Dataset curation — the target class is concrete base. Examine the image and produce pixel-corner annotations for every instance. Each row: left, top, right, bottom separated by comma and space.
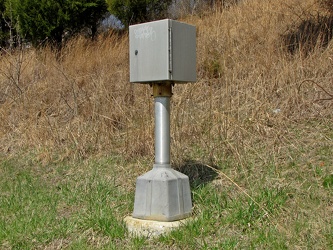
124, 216, 192, 238
132, 165, 192, 222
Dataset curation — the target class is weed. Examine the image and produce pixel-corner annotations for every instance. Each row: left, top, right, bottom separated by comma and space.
323, 174, 333, 188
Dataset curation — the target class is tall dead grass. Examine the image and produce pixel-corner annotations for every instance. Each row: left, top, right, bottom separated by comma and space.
0, 0, 332, 169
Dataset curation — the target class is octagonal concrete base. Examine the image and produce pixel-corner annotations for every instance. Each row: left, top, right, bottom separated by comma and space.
124, 216, 192, 238
132, 164, 192, 222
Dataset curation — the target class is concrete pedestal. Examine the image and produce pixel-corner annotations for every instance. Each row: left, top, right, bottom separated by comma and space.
132, 165, 192, 222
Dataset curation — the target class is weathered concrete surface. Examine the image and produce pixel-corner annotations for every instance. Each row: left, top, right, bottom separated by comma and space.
124, 216, 193, 238
132, 166, 192, 222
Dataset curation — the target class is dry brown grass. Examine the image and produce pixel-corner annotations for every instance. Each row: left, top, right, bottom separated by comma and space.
0, 0, 332, 168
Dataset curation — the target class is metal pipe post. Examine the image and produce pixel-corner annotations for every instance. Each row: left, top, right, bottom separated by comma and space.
154, 96, 170, 165
153, 83, 172, 167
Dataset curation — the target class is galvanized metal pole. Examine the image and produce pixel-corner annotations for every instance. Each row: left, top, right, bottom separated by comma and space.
153, 83, 172, 167
154, 96, 170, 166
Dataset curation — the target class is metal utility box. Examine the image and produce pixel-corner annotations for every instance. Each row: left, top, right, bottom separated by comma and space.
129, 19, 196, 83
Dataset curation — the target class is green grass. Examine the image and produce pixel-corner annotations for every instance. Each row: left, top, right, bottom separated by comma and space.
157, 184, 289, 249
0, 157, 131, 249
0, 134, 332, 249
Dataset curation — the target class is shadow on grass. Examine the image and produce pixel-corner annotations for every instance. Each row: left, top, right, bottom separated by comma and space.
283, 15, 333, 56
174, 159, 219, 188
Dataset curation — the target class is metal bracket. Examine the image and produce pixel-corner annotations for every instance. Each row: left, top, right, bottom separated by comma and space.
152, 82, 173, 97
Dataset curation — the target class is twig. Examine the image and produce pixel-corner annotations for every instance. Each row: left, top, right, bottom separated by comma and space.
299, 79, 333, 102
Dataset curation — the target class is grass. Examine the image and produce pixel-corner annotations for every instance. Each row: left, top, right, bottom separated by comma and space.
0, 0, 333, 248
0, 156, 132, 249
0, 136, 332, 249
